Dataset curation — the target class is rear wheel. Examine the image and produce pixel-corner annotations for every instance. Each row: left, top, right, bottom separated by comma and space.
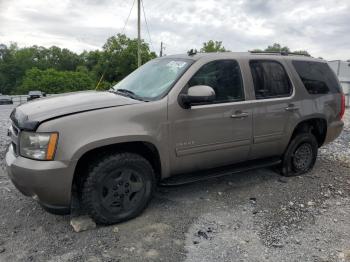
82, 153, 155, 224
280, 132, 318, 177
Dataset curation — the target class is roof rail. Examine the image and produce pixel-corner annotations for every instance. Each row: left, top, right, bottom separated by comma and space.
249, 50, 311, 57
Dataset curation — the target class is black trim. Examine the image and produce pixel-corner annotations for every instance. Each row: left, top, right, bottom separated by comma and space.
160, 157, 281, 186
10, 108, 38, 131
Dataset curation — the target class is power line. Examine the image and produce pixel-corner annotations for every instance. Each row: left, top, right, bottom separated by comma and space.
121, 0, 136, 35
141, 0, 154, 52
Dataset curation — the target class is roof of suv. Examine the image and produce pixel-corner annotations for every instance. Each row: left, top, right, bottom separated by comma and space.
161, 52, 325, 63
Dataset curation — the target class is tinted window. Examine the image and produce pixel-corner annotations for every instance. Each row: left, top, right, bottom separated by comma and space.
250, 60, 292, 99
292, 61, 341, 94
188, 60, 244, 103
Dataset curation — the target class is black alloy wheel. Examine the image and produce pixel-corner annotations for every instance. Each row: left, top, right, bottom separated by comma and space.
280, 132, 318, 177
82, 153, 155, 224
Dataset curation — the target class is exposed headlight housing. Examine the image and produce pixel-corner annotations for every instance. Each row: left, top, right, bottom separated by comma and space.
19, 132, 58, 160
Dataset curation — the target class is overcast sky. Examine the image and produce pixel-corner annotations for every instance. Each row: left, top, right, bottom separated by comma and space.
0, 0, 349, 60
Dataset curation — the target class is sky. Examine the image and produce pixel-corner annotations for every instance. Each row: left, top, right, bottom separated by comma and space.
0, 0, 349, 60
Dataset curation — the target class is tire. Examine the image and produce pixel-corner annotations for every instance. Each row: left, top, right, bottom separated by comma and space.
40, 203, 71, 215
280, 133, 318, 177
82, 153, 155, 225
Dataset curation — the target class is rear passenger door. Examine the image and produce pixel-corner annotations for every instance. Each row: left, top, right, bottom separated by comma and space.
249, 60, 298, 159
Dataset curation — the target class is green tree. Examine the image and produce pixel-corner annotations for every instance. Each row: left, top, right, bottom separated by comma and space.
0, 34, 157, 94
200, 40, 227, 52
80, 50, 102, 72
265, 43, 290, 52
0, 43, 86, 94
293, 50, 310, 56
19, 68, 94, 94
251, 43, 310, 56
0, 43, 22, 94
95, 34, 156, 84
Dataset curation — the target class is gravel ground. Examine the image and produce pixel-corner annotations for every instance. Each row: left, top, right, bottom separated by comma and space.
0, 105, 349, 262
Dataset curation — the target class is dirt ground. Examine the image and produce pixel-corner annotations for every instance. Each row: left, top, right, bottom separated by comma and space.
0, 105, 349, 262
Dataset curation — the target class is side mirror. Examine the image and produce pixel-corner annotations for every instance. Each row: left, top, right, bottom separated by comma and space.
179, 85, 216, 109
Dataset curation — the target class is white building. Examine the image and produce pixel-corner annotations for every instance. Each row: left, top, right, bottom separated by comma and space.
328, 60, 350, 107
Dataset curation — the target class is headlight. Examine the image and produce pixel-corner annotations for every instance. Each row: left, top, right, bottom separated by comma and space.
19, 132, 58, 160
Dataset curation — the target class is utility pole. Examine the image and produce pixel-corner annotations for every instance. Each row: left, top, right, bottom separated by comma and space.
160, 41, 163, 57
137, 0, 141, 67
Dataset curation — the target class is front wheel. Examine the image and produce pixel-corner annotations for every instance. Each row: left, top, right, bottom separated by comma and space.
82, 153, 155, 224
280, 133, 318, 177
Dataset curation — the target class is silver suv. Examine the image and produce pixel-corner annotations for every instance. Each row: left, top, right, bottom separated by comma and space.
6, 52, 345, 224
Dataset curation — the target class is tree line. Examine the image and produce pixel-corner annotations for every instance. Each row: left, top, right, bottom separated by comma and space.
0, 34, 156, 95
0, 36, 310, 95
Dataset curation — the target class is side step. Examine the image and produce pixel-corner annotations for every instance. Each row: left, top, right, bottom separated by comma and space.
160, 157, 281, 186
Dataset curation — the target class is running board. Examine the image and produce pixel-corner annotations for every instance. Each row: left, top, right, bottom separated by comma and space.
160, 157, 281, 186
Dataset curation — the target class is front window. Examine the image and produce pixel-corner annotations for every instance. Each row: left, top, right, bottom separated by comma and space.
112, 58, 192, 101
187, 60, 244, 103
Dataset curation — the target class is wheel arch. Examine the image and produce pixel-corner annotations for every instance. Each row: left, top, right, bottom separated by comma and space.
290, 117, 327, 147
72, 141, 162, 195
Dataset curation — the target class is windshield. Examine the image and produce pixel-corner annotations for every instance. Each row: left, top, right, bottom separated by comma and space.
112, 58, 192, 100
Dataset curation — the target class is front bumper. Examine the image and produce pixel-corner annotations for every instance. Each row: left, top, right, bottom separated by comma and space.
5, 144, 75, 209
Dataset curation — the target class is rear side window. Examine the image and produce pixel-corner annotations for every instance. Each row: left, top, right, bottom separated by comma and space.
292, 61, 341, 94
250, 60, 292, 99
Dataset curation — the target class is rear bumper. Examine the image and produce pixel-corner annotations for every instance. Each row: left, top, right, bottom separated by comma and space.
324, 120, 344, 145
5, 144, 75, 209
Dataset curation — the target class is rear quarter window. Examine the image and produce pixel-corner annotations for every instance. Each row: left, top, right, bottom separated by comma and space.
292, 61, 341, 94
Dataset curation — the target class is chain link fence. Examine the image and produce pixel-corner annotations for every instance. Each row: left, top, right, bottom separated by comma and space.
9, 95, 28, 105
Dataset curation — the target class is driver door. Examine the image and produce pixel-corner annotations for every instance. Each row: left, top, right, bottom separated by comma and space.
168, 59, 253, 175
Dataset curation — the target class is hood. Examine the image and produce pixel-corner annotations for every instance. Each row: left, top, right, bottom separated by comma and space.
11, 91, 142, 130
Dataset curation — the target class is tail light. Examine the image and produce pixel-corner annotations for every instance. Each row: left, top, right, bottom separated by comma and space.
340, 93, 345, 120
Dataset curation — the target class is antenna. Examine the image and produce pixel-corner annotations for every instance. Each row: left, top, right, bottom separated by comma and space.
137, 0, 141, 67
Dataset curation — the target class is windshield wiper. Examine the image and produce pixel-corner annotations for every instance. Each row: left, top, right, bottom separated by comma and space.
109, 89, 148, 102
116, 89, 136, 96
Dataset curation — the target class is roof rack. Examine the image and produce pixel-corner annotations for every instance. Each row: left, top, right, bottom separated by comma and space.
187, 49, 198, 56
249, 50, 311, 57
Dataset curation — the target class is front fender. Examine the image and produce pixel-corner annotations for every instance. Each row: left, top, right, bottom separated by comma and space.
36, 101, 170, 178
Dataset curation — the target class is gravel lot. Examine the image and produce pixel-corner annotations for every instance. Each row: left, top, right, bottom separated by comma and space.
0, 105, 349, 262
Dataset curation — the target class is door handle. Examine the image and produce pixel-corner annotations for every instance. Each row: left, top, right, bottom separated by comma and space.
284, 106, 299, 112
231, 112, 248, 119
